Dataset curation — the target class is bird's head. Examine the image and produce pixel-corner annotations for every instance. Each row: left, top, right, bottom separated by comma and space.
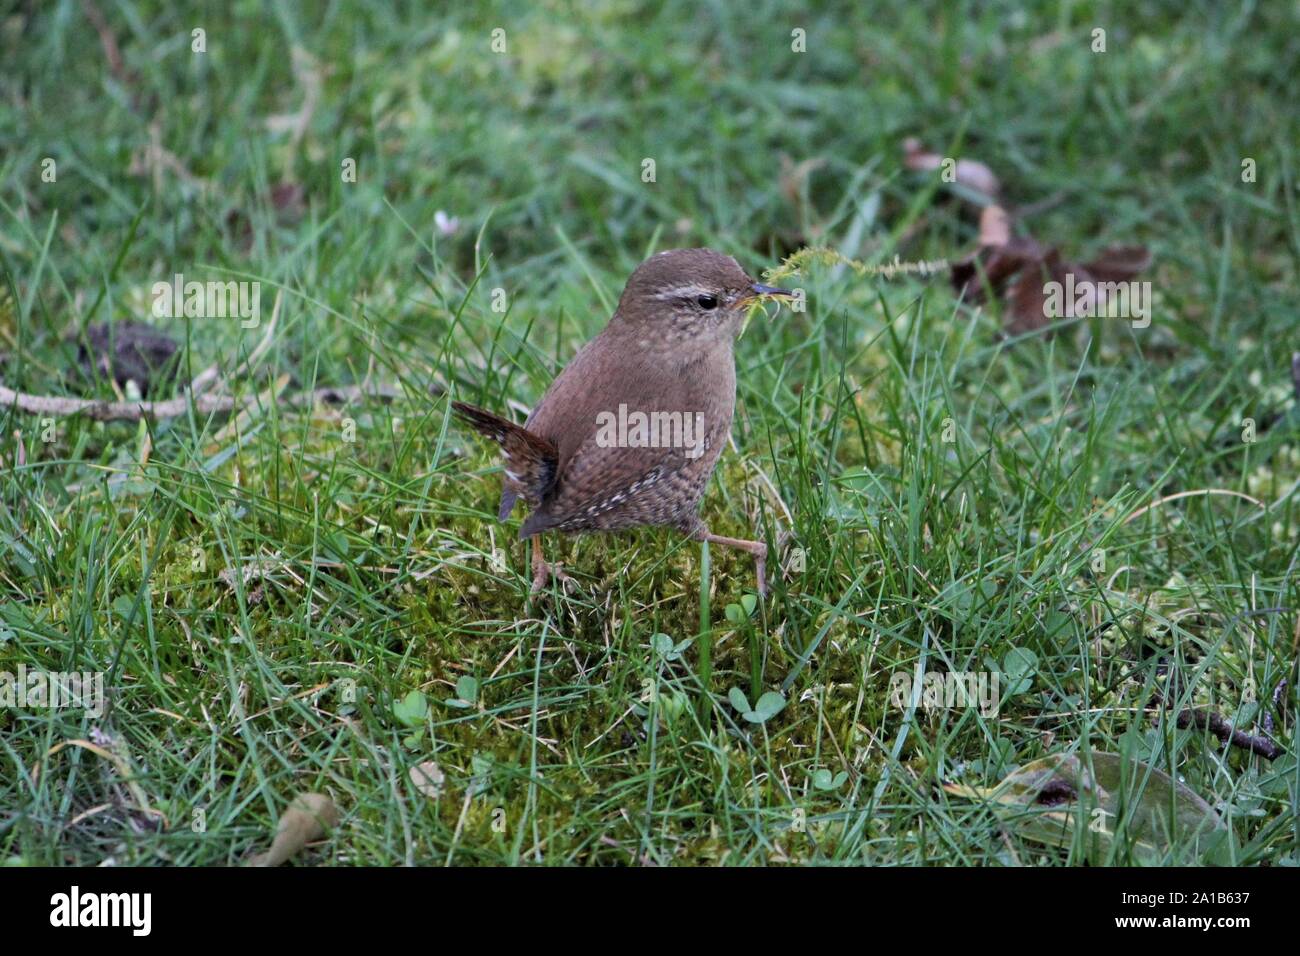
612, 248, 793, 345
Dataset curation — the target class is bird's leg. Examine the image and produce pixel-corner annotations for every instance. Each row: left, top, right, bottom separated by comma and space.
530, 535, 549, 592
693, 527, 768, 597
529, 535, 573, 593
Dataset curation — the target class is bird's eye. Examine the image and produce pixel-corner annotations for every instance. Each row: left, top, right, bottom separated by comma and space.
696, 294, 718, 310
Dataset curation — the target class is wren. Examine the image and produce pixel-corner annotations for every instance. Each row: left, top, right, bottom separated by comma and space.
453, 248, 792, 595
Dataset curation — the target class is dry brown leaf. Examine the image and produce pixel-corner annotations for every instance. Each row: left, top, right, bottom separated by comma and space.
903, 137, 1001, 201
977, 204, 1011, 246
247, 792, 339, 867
950, 206, 1151, 336
901, 140, 1153, 338
1007, 251, 1086, 334
1079, 244, 1152, 282
950, 205, 1047, 306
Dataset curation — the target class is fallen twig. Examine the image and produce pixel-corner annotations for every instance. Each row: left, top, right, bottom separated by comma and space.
0, 384, 238, 420
0, 381, 402, 422
1176, 708, 1284, 760
0, 292, 399, 423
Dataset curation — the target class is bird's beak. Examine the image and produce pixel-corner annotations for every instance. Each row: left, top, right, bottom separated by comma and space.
736, 282, 793, 339
738, 282, 795, 308
749, 282, 794, 299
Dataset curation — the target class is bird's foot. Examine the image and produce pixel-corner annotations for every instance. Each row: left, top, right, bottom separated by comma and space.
530, 558, 575, 594
694, 528, 769, 598
529, 535, 576, 595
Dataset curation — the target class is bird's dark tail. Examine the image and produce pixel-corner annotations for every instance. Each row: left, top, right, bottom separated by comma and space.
451, 401, 558, 521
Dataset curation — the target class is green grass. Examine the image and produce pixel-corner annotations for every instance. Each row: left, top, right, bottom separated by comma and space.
1, 0, 1298, 865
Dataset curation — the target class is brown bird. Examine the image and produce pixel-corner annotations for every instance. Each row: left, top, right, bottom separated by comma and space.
452, 248, 792, 595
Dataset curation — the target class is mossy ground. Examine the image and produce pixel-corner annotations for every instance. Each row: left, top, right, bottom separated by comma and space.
1, 2, 1298, 865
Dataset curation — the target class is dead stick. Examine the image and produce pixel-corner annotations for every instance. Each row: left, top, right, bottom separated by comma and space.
1176, 708, 1284, 760
0, 382, 400, 423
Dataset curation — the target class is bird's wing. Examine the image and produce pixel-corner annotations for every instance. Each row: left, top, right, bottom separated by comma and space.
520, 333, 735, 535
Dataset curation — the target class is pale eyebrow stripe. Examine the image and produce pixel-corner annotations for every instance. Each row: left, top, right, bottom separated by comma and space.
649, 284, 713, 301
